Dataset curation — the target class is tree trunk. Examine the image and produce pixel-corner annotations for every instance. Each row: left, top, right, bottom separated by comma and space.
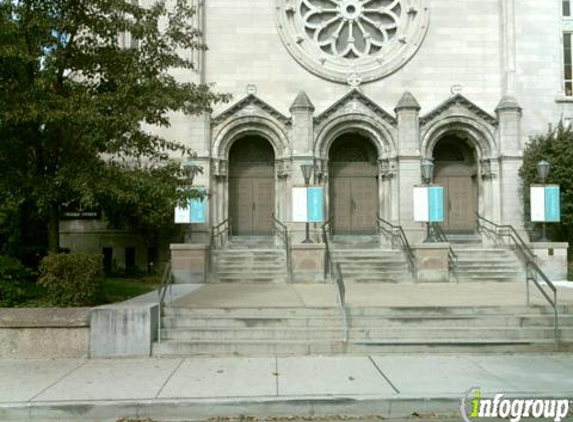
47, 203, 60, 253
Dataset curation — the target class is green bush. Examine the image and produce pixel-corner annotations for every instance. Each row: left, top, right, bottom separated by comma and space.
0, 255, 28, 307
38, 253, 103, 307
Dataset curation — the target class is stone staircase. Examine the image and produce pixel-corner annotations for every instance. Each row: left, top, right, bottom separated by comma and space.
452, 246, 524, 283
212, 236, 287, 283
152, 306, 345, 356
347, 305, 573, 353
330, 248, 412, 283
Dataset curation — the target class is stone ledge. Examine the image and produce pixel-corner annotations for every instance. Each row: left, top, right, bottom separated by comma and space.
0, 308, 90, 328
291, 243, 326, 250
170, 243, 209, 251
412, 242, 450, 250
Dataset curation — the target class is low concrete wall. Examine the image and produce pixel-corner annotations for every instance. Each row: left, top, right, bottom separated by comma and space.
171, 243, 209, 283
291, 243, 326, 283
90, 303, 158, 358
413, 243, 450, 283
529, 242, 569, 281
0, 308, 90, 359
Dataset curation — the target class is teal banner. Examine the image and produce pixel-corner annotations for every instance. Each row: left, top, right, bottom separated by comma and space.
307, 187, 324, 223
190, 188, 207, 223
545, 186, 561, 222
428, 186, 444, 223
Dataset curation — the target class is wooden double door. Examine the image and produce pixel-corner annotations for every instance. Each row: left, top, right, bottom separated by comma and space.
434, 175, 477, 232
331, 175, 378, 234
229, 166, 274, 235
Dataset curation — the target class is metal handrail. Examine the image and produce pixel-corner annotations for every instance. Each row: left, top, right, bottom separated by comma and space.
157, 261, 173, 343
432, 222, 459, 272
476, 213, 559, 342
320, 217, 348, 342
211, 218, 231, 249
271, 214, 293, 283
377, 216, 417, 280
321, 216, 334, 279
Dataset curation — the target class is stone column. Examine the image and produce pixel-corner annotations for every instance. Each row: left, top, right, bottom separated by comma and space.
289, 92, 319, 243
495, 95, 524, 230
395, 92, 424, 242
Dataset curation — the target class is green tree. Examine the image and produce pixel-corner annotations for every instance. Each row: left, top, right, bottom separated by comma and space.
519, 122, 573, 243
0, 0, 229, 253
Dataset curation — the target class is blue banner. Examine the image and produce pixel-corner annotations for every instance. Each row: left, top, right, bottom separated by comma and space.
545, 186, 561, 222
307, 187, 324, 223
190, 188, 207, 223
428, 186, 444, 223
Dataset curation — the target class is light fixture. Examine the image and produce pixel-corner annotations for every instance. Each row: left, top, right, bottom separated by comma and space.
421, 158, 435, 185
536, 160, 550, 184
300, 163, 314, 186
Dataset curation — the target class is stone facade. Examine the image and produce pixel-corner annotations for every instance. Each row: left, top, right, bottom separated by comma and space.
62, 0, 573, 266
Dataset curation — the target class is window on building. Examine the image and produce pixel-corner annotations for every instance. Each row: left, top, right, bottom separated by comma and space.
125, 247, 136, 273
565, 0, 572, 17
103, 247, 113, 275
564, 33, 573, 96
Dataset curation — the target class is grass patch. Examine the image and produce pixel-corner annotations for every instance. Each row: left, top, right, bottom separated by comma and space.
12, 275, 160, 308
101, 276, 160, 304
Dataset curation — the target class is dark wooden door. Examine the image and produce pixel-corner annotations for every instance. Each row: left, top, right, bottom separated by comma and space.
331, 176, 377, 234
229, 176, 274, 235
435, 176, 476, 232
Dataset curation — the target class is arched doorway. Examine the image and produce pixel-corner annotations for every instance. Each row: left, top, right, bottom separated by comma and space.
432, 135, 478, 233
329, 133, 378, 234
228, 136, 275, 235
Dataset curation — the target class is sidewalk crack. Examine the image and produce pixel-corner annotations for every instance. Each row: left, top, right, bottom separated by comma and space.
368, 356, 400, 395
30, 360, 89, 402
155, 358, 185, 399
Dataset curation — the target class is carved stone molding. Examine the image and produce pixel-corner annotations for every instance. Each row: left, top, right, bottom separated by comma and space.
277, 158, 293, 178
480, 159, 497, 180
276, 0, 430, 84
379, 159, 396, 180
212, 159, 228, 178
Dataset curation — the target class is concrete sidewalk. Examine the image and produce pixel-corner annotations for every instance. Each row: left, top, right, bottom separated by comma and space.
2, 354, 573, 421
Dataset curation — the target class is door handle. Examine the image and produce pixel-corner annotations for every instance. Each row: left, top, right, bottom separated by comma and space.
252, 202, 256, 212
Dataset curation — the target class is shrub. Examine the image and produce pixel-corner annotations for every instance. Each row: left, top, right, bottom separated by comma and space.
38, 253, 103, 307
0, 255, 29, 307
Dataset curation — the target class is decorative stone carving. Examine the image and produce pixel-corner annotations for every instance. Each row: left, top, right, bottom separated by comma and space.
314, 159, 328, 182
379, 159, 396, 180
212, 159, 228, 178
276, 0, 430, 84
277, 158, 293, 178
480, 159, 497, 180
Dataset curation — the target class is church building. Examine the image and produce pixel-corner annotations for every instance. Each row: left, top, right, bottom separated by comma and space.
61, 0, 573, 273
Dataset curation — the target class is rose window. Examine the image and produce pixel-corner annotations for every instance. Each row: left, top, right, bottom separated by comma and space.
276, 0, 429, 84
301, 0, 402, 59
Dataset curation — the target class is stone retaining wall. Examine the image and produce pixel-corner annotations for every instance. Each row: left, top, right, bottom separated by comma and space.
0, 308, 90, 359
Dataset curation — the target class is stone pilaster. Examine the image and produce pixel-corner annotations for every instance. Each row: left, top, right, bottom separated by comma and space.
395, 92, 423, 238
495, 95, 524, 229
289, 91, 315, 155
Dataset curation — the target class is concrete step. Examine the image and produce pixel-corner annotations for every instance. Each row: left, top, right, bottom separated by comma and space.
348, 326, 570, 341
161, 327, 344, 341
347, 314, 570, 328
152, 340, 347, 357
347, 305, 567, 317
163, 306, 342, 318
162, 316, 344, 329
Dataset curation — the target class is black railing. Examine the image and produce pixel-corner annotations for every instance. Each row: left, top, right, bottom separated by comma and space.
272, 214, 293, 283
157, 261, 173, 343
432, 222, 459, 273
320, 217, 348, 341
211, 218, 231, 249
377, 216, 417, 281
477, 213, 559, 342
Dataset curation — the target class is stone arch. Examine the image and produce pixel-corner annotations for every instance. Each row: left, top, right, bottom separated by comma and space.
421, 116, 496, 160
315, 114, 396, 160
212, 116, 291, 160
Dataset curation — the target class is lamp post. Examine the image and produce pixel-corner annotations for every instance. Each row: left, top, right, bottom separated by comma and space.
421, 158, 435, 242
537, 159, 551, 242
183, 159, 199, 243
301, 163, 314, 243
